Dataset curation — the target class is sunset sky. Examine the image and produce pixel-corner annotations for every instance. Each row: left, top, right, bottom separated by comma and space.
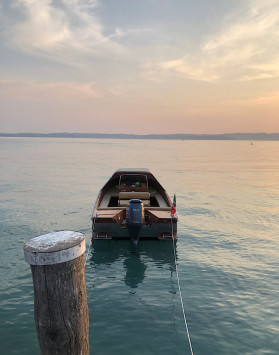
0, 0, 279, 134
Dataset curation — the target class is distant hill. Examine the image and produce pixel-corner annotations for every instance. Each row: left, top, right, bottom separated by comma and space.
1, 132, 279, 140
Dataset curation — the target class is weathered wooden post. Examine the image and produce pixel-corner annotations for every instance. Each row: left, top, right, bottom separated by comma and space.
23, 231, 89, 355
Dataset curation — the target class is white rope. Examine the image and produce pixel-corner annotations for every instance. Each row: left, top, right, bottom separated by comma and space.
171, 218, 194, 355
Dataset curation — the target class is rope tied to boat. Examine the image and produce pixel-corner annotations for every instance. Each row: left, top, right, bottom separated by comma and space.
171, 217, 194, 355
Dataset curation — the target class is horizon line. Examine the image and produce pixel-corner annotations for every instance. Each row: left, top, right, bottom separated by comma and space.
1, 132, 279, 141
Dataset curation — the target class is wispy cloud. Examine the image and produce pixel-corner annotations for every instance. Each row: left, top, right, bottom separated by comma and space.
1, 0, 131, 68
0, 77, 102, 101
159, 0, 279, 82
160, 57, 219, 83
243, 91, 279, 106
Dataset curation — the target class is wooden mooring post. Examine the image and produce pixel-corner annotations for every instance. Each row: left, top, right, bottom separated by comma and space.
23, 231, 89, 355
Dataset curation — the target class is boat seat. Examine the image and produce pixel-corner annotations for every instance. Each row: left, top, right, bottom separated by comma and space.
99, 194, 111, 208
119, 199, 150, 207
119, 182, 148, 192
119, 191, 150, 200
154, 193, 168, 207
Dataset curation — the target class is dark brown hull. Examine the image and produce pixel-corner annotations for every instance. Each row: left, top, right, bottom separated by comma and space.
91, 169, 178, 241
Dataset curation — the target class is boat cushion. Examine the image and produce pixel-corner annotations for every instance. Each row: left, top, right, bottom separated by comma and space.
119, 191, 150, 200
119, 199, 150, 207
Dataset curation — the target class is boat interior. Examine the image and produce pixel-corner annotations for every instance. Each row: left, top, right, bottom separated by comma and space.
97, 173, 170, 209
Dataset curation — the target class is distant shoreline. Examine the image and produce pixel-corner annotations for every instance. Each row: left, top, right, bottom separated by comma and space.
1, 132, 279, 140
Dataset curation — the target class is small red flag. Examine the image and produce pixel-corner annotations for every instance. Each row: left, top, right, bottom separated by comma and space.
171, 194, 176, 215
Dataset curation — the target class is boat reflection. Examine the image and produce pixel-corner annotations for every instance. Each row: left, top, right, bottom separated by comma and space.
123, 252, 147, 288
89, 240, 176, 289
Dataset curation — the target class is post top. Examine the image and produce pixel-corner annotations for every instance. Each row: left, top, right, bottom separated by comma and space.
24, 231, 84, 253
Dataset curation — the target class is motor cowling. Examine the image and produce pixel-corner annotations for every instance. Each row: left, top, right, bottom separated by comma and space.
126, 199, 144, 246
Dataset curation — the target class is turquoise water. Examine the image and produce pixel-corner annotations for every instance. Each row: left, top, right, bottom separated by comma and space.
0, 138, 279, 354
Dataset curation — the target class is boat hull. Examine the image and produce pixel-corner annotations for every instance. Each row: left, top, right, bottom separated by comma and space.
91, 169, 178, 242
92, 218, 177, 241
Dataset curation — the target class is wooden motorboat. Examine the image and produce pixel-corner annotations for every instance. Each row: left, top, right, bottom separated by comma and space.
91, 169, 177, 245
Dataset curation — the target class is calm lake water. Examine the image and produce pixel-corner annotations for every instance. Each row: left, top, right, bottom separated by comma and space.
0, 138, 279, 354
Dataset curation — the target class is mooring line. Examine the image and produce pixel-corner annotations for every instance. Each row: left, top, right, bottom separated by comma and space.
171, 218, 194, 355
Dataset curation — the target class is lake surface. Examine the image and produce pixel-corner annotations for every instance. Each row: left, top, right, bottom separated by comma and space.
0, 138, 279, 354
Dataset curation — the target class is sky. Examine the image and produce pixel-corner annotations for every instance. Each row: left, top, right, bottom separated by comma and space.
0, 0, 279, 134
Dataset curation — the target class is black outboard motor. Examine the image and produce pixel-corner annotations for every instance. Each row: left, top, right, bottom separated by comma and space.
126, 199, 144, 246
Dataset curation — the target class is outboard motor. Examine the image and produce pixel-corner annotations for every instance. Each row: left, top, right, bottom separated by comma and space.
126, 199, 144, 246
